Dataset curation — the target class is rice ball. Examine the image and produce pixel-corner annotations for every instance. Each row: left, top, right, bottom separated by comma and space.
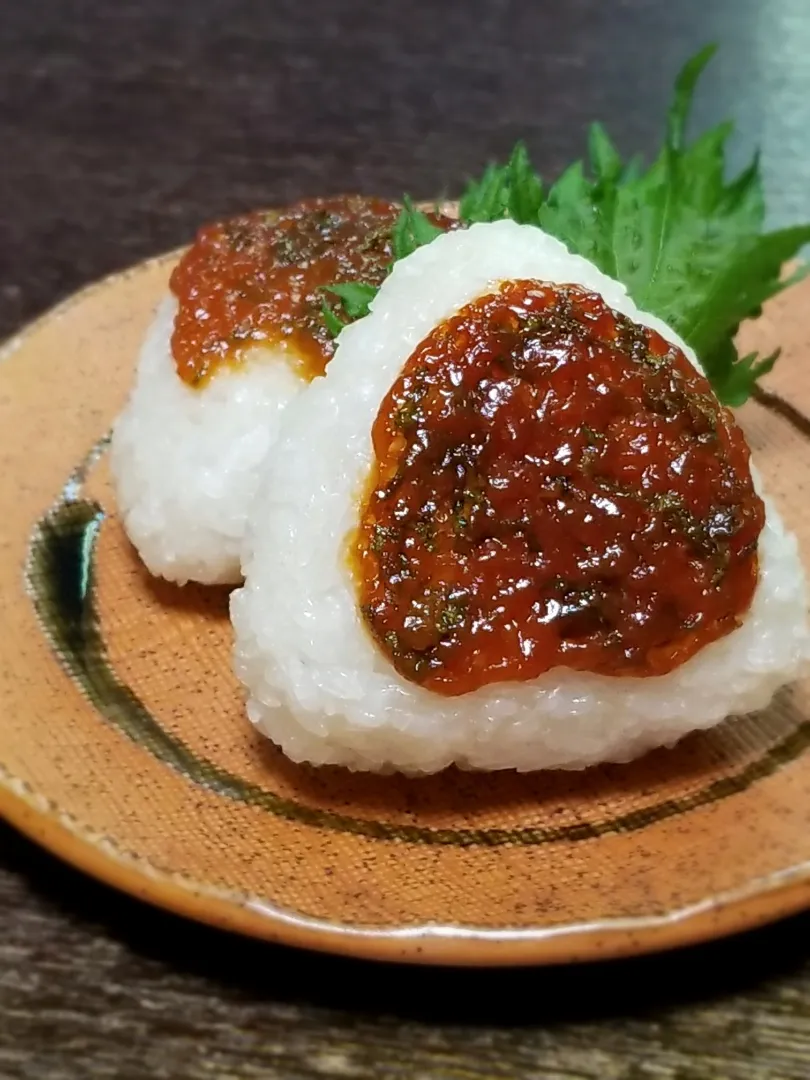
110, 297, 303, 585
110, 196, 433, 585
231, 220, 810, 773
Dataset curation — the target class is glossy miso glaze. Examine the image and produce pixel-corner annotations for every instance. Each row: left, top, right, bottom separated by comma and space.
354, 281, 765, 695
169, 196, 435, 385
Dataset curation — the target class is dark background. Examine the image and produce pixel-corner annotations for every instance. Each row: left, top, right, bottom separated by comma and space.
3, 2, 810, 1077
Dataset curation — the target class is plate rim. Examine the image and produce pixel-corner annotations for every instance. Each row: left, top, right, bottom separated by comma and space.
3, 252, 810, 968
4, 768, 810, 966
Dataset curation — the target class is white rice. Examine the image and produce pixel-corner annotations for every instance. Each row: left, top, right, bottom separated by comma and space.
232, 220, 810, 774
110, 296, 305, 585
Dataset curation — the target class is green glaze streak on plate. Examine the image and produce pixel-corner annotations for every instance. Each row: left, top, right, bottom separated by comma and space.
23, 435, 810, 847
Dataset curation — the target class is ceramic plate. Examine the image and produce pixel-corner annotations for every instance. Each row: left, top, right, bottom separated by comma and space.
2, 251, 810, 967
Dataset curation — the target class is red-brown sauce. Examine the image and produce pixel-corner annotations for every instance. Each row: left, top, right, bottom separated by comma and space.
169, 196, 453, 385
353, 280, 765, 696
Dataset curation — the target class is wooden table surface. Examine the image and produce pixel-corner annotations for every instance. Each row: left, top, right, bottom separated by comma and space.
3, 2, 810, 1076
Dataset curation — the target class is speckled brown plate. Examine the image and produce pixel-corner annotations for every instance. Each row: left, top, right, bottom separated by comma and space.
2, 250, 810, 967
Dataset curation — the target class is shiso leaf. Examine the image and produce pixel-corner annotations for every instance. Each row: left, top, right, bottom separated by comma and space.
459, 161, 509, 223
587, 122, 623, 186
321, 198, 444, 337
392, 195, 445, 258
506, 142, 545, 224
537, 43, 810, 404
702, 340, 780, 408
322, 282, 377, 320
319, 298, 347, 337
321, 45, 810, 405
459, 141, 543, 225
